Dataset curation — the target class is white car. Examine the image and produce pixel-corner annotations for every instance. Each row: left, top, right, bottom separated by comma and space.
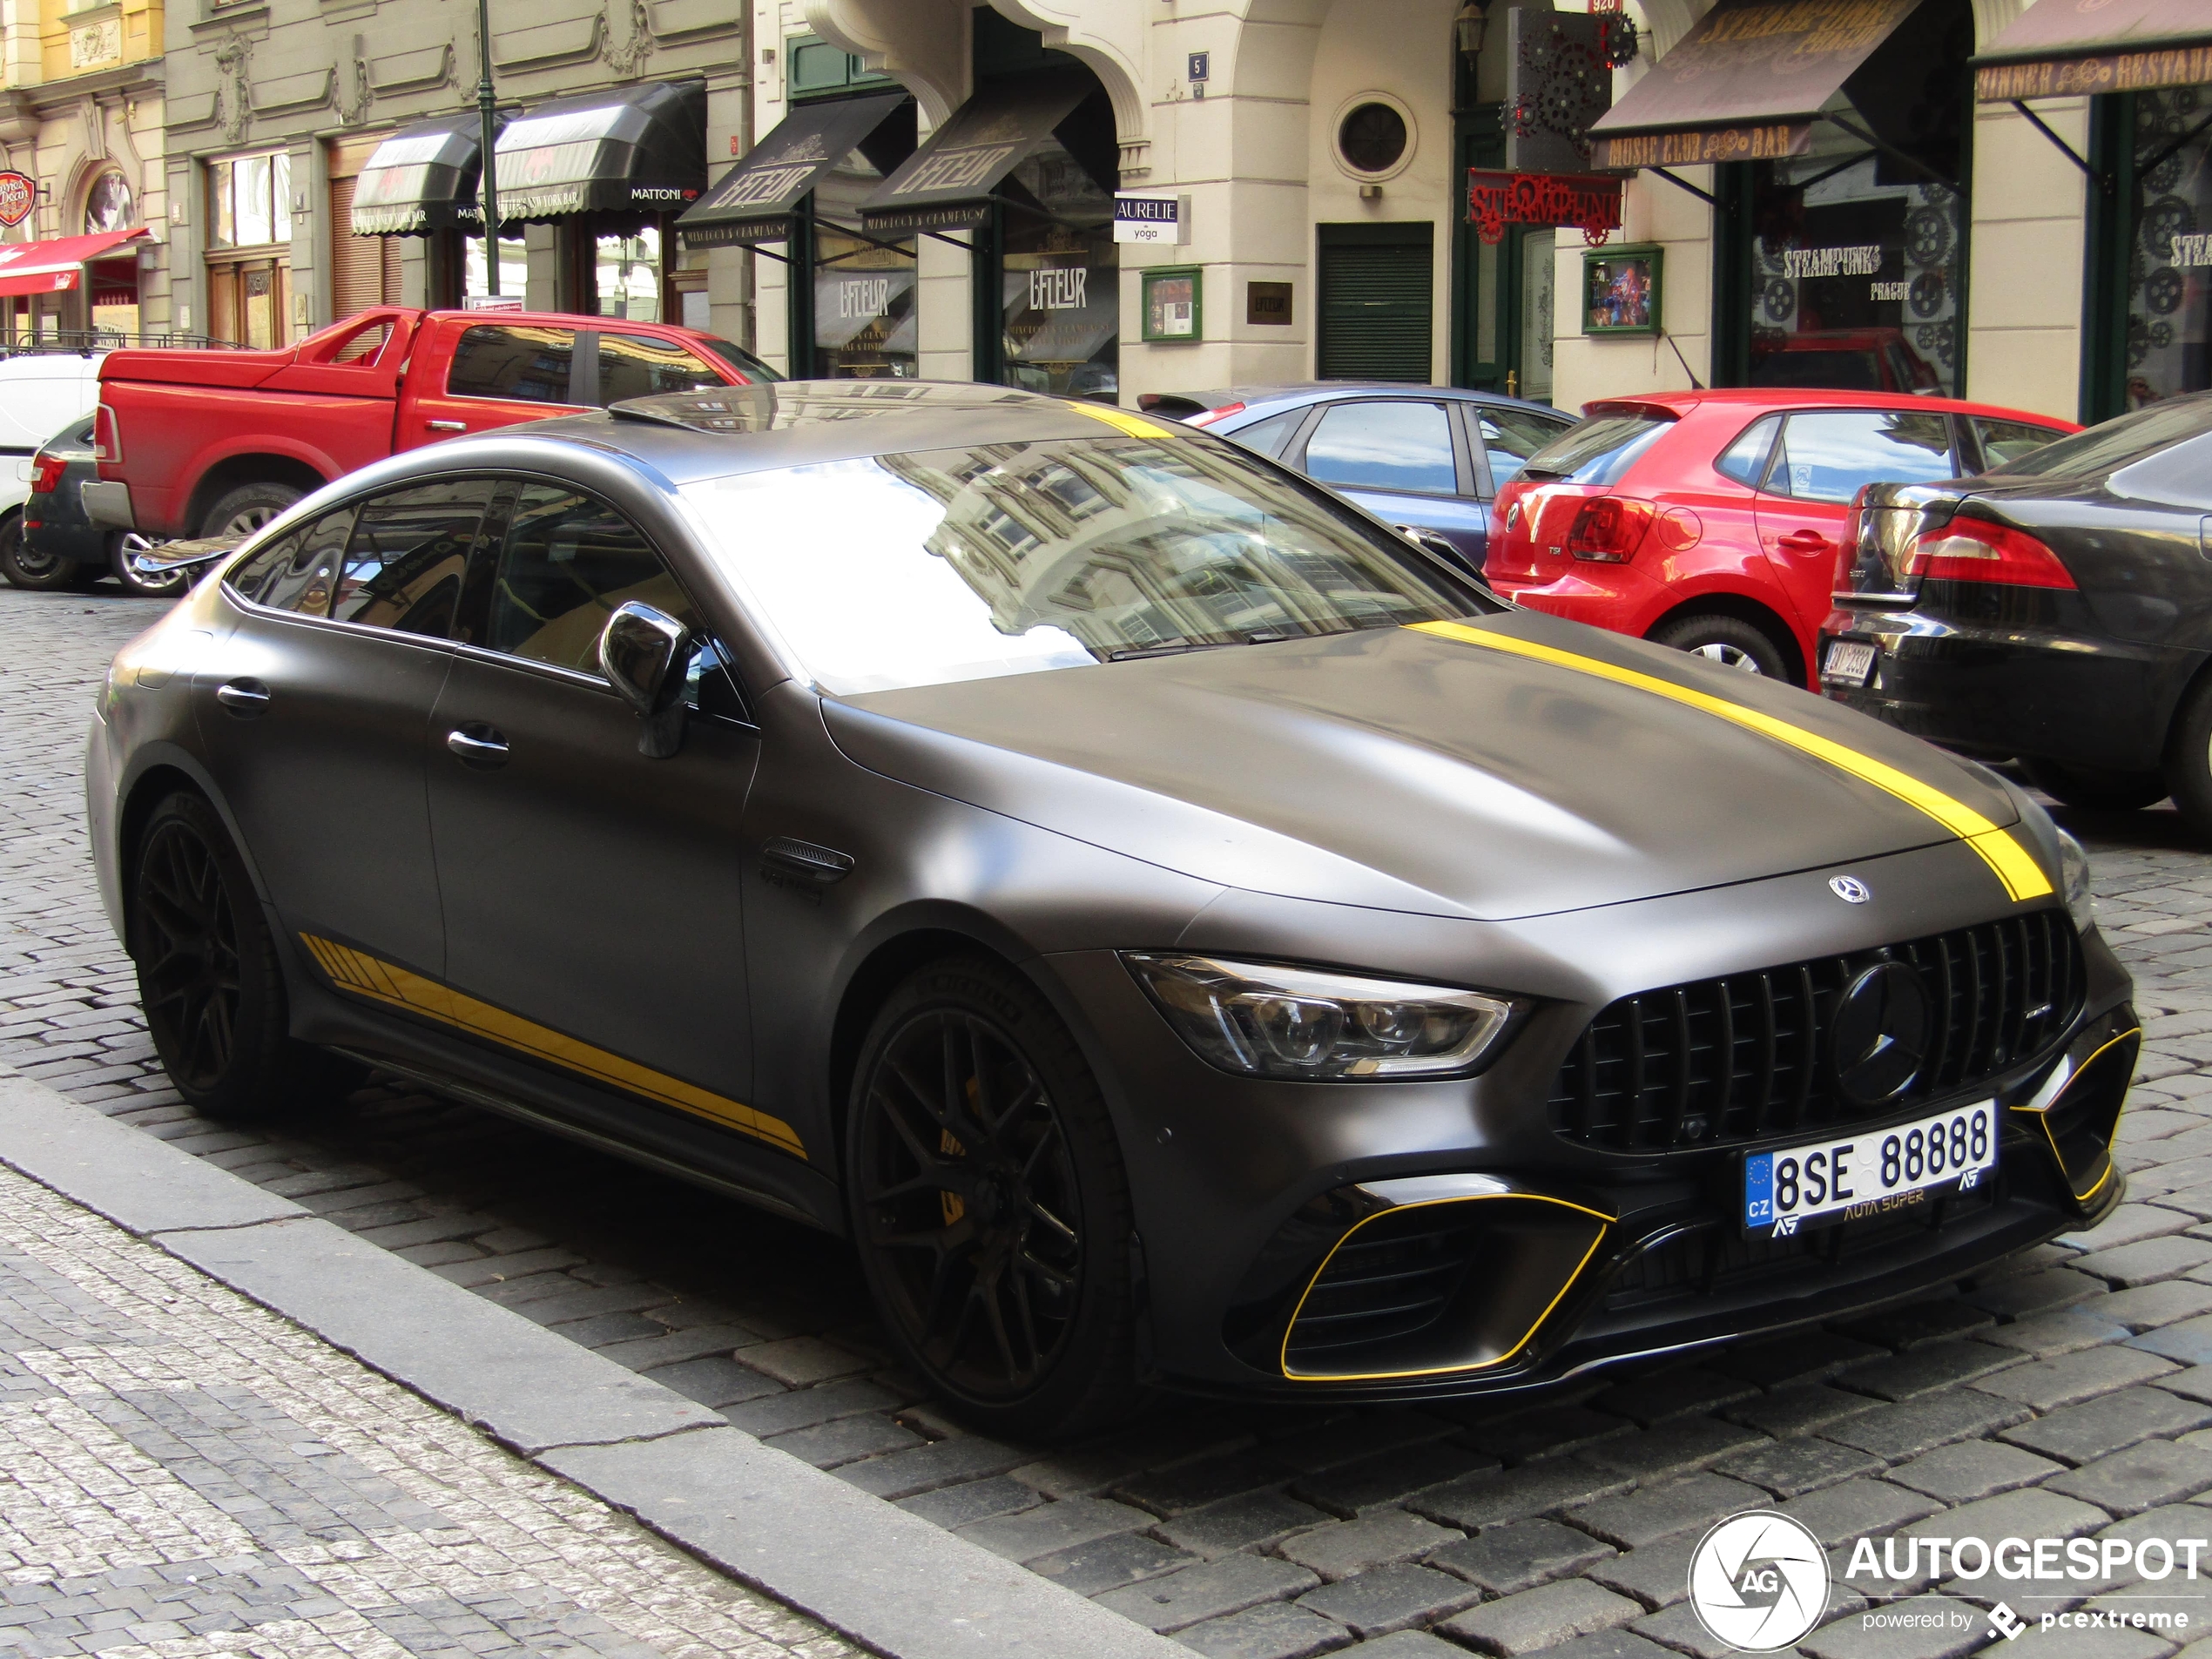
0, 351, 104, 588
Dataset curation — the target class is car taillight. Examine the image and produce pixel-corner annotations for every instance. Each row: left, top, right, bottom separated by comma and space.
1907, 517, 2075, 590
29, 453, 64, 495
1185, 401, 1245, 428
93, 404, 119, 464
1563, 496, 1655, 563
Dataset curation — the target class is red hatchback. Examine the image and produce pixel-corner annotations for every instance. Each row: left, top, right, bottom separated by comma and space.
1482, 389, 2076, 686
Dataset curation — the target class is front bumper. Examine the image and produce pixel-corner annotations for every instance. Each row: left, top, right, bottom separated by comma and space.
1820, 597, 2196, 772
1053, 839, 2134, 1403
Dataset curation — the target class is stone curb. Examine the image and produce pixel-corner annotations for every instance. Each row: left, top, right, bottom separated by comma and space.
0, 1069, 1186, 1659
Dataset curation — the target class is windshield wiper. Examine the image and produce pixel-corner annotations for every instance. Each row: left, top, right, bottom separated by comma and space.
1107, 631, 1287, 663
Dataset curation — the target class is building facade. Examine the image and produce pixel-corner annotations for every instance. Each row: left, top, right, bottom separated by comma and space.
0, 0, 167, 336
724, 0, 2202, 428
162, 0, 752, 347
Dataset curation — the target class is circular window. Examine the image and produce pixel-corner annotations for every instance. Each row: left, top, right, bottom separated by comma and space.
1339, 103, 1408, 174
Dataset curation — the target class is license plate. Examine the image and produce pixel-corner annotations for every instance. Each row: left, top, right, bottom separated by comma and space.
1743, 1101, 1997, 1237
1824, 640, 1877, 685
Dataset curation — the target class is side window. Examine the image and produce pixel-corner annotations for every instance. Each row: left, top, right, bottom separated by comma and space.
1768, 410, 1954, 504
226, 509, 353, 614
1303, 401, 1458, 494
1715, 415, 1783, 489
1224, 409, 1304, 458
446, 326, 580, 404
597, 334, 730, 404
332, 480, 496, 635
1973, 418, 2067, 473
487, 483, 702, 673
1480, 410, 1570, 493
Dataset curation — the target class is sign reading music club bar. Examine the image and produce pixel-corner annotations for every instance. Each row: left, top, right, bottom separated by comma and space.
1588, 123, 1809, 171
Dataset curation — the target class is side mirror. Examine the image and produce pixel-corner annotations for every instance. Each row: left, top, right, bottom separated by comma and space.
597, 600, 694, 759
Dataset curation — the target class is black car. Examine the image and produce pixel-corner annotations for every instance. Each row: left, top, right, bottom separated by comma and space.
1822, 396, 2212, 833
6, 415, 184, 597
92, 380, 2132, 1438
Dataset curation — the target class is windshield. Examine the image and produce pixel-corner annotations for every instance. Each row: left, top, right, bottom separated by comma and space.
1521, 413, 1673, 485
682, 434, 1478, 696
1986, 395, 2212, 480
699, 338, 784, 384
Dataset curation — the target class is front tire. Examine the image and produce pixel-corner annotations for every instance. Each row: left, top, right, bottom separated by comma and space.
130, 792, 360, 1119
846, 956, 1141, 1440
2168, 678, 2212, 840
0, 514, 78, 590
2021, 758, 2168, 813
1650, 612, 1793, 683
197, 481, 302, 541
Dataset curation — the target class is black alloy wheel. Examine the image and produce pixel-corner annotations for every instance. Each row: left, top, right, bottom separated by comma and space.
130, 792, 360, 1119
847, 957, 1139, 1439
0, 514, 78, 590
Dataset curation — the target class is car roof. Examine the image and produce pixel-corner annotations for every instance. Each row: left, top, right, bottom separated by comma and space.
441, 380, 1182, 486
1169, 383, 1561, 412
1583, 388, 2077, 428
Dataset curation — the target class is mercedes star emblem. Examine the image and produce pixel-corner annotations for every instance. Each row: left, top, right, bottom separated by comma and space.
1829, 875, 1871, 904
1831, 961, 1934, 1106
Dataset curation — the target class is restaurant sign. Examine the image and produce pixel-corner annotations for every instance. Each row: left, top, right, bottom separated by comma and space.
1975, 44, 2212, 102
0, 172, 35, 229
1467, 169, 1623, 246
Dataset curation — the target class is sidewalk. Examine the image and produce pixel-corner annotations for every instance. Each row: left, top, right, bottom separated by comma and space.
0, 1151, 853, 1659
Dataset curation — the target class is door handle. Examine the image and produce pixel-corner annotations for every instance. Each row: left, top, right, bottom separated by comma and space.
214, 678, 269, 717
427, 419, 468, 433
445, 725, 509, 768
1777, 530, 1832, 554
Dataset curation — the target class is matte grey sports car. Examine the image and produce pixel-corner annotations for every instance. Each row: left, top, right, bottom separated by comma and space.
89, 380, 2136, 1439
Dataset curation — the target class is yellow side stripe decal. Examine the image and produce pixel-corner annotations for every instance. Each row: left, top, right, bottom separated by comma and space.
301, 934, 806, 1161
1408, 620, 2054, 903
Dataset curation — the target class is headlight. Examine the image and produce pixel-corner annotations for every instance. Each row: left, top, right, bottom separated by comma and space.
1123, 954, 1521, 1080
2058, 829, 2094, 933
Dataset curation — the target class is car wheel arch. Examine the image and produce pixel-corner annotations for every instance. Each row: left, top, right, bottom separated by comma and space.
182, 455, 326, 539
116, 754, 279, 947
1647, 594, 1807, 685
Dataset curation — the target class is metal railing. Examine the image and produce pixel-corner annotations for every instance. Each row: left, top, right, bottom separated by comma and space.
0, 330, 249, 357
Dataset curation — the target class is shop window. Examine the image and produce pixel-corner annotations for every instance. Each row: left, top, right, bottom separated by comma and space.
786, 34, 893, 101
998, 142, 1118, 401
208, 151, 293, 250
592, 225, 664, 322
2122, 85, 2212, 409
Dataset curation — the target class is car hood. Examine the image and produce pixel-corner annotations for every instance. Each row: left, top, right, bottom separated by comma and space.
823, 611, 2032, 921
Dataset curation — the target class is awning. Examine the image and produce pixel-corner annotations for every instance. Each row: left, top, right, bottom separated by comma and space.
351, 113, 500, 237
859, 69, 1094, 235
1587, 0, 1920, 171
1974, 0, 2212, 101
0, 228, 149, 297
678, 92, 910, 248
492, 80, 706, 223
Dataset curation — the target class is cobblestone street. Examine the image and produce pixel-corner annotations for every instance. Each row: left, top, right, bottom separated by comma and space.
12, 583, 2212, 1657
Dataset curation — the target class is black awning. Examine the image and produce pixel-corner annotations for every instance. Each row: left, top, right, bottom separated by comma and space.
352, 113, 498, 237
1974, 0, 2212, 100
859, 68, 1093, 234
492, 80, 707, 223
1587, 0, 1920, 170
678, 91, 910, 247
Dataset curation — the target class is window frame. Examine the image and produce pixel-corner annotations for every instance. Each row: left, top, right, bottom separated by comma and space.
443, 323, 586, 407
1466, 401, 1573, 499
1290, 395, 1477, 501
1757, 407, 1964, 504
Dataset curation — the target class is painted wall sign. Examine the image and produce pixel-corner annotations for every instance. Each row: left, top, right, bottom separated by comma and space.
1588, 124, 1809, 170
0, 172, 35, 230
1114, 193, 1188, 245
1466, 169, 1622, 246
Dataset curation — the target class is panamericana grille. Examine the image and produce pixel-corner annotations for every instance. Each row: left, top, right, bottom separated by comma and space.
1282, 1209, 1478, 1369
1549, 911, 2083, 1152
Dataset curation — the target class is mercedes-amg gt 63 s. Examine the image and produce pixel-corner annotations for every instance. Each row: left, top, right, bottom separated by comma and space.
91, 381, 2135, 1438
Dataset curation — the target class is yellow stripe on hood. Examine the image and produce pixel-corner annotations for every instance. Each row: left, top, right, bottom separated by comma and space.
1408, 620, 2053, 902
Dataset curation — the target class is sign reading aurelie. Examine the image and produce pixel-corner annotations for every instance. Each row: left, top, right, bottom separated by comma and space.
1113, 195, 1188, 245
1466, 170, 1622, 247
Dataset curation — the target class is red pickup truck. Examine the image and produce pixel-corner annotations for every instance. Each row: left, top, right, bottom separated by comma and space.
88, 307, 777, 542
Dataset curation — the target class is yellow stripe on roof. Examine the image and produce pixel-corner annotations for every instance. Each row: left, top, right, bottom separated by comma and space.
1407, 620, 2054, 903
1062, 401, 1178, 439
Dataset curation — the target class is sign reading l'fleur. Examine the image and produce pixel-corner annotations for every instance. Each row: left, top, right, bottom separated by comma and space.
1466, 169, 1623, 246
0, 172, 35, 229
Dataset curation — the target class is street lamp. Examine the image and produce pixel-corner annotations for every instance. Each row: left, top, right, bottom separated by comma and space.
1453, 0, 1490, 57
476, 0, 501, 296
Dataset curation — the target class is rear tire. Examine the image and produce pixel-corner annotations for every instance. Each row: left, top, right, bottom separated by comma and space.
1650, 613, 1793, 683
129, 792, 361, 1120
0, 514, 78, 591
197, 481, 302, 541
846, 955, 1142, 1441
2168, 679, 2212, 841
2021, 758, 2168, 813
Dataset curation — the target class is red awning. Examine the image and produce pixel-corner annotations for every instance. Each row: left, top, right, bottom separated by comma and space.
0, 228, 149, 298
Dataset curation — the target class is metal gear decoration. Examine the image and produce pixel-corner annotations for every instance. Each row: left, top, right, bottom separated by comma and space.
1762, 278, 1797, 323
1758, 240, 1787, 276
1909, 271, 1947, 319
1598, 12, 1639, 68
2150, 320, 2175, 350
2146, 266, 2186, 316
1904, 207, 1952, 269
2148, 153, 2184, 194
2142, 196, 2195, 261
1914, 320, 1955, 368
1509, 17, 1613, 165
2127, 314, 2150, 368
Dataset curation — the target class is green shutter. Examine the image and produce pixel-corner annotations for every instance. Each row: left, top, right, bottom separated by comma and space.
1318, 223, 1434, 382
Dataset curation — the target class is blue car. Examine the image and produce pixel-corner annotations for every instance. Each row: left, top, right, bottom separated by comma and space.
1138, 384, 1574, 571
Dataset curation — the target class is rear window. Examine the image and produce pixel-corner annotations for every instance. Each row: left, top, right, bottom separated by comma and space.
698, 337, 783, 384
1521, 413, 1673, 486
1986, 395, 2212, 480
1748, 348, 1882, 392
